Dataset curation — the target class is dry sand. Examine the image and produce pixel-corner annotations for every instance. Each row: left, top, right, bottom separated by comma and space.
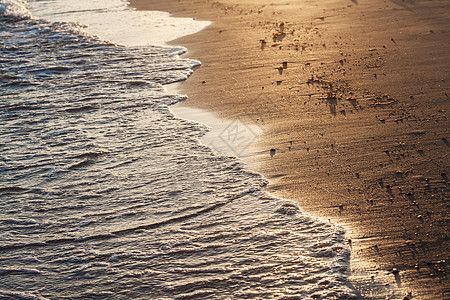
130, 0, 449, 298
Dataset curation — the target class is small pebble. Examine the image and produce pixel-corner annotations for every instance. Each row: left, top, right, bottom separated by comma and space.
270, 149, 276, 157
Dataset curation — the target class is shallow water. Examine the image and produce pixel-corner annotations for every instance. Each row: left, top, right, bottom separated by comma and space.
27, 0, 210, 47
0, 0, 360, 298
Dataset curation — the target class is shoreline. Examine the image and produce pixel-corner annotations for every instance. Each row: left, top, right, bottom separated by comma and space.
130, 0, 449, 298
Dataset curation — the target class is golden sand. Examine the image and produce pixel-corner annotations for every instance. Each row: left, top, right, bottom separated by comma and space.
130, 1, 449, 298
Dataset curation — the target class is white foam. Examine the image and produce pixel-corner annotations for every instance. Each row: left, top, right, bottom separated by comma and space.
27, 0, 210, 46
0, 0, 30, 19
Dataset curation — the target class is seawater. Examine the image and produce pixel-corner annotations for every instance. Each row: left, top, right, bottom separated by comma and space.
0, 0, 361, 298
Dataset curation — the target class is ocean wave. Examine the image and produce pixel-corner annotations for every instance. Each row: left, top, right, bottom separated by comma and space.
0, 290, 49, 300
0, 0, 30, 20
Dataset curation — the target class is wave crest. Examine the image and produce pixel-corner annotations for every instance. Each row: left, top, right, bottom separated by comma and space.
0, 0, 30, 20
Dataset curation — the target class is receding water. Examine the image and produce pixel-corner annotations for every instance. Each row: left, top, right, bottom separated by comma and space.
0, 0, 360, 298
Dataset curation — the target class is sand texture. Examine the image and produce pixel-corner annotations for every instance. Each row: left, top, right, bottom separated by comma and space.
130, 0, 449, 298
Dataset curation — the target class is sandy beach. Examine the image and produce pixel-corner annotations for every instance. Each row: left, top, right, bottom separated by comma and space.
130, 0, 449, 298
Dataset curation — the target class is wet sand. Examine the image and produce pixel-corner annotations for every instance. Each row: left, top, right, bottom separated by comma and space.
130, 0, 449, 298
